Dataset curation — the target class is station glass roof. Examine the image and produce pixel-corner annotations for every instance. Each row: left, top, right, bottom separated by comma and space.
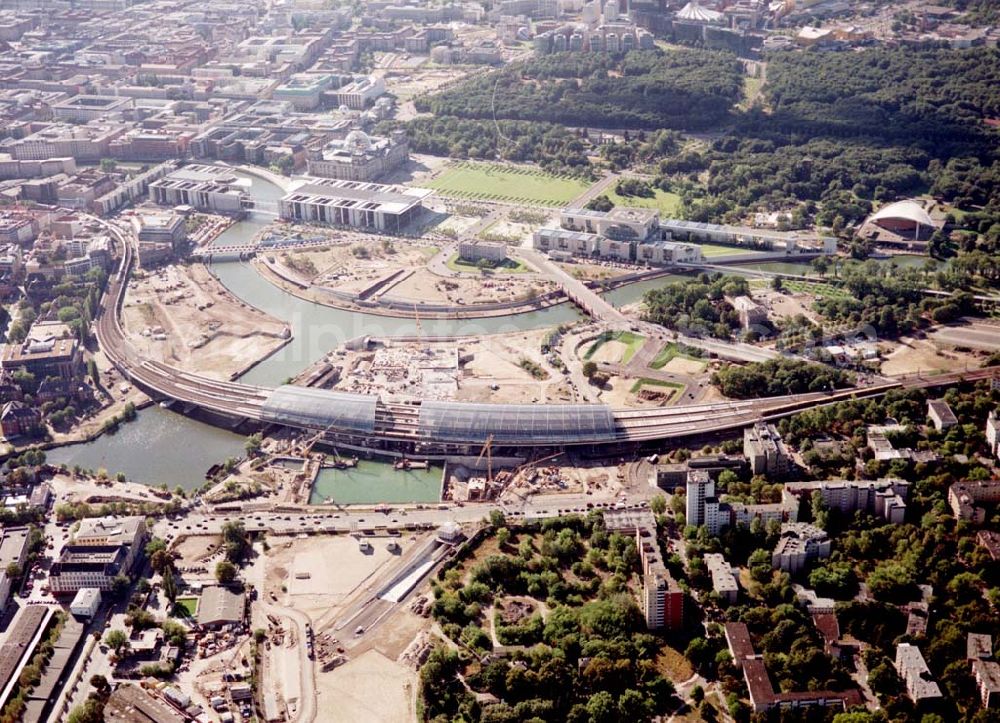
260, 385, 377, 433
418, 401, 616, 444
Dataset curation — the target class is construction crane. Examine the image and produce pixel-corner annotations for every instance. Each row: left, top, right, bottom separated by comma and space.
412, 302, 423, 346
476, 433, 494, 483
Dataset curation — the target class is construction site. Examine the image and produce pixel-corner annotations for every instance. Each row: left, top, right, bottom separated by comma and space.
121, 262, 290, 380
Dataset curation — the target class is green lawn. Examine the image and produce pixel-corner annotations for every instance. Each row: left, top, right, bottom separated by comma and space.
649, 342, 702, 370
606, 187, 682, 216
425, 162, 589, 207
584, 330, 646, 364
446, 253, 530, 274
175, 597, 198, 618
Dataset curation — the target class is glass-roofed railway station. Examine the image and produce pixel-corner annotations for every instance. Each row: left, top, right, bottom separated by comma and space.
259, 385, 621, 452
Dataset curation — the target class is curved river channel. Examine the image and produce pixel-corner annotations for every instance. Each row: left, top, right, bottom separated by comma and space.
48, 170, 929, 491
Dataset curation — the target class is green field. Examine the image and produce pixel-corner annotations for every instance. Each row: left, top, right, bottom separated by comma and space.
584, 330, 645, 364
606, 188, 682, 216
649, 342, 703, 370
446, 253, 530, 274
425, 162, 589, 207
175, 597, 198, 617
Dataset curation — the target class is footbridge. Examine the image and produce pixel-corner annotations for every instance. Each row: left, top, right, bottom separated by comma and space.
95, 220, 998, 452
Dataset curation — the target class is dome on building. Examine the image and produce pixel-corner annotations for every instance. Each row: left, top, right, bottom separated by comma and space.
676, 1, 723, 22
344, 130, 373, 153
869, 200, 935, 229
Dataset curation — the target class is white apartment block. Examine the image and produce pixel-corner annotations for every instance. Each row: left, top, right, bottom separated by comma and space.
987, 411, 999, 461
771, 522, 831, 574
704, 552, 738, 604
895, 644, 943, 703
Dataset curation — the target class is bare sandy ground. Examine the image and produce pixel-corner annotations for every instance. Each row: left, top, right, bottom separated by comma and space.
591, 340, 627, 364
122, 264, 288, 379
315, 650, 416, 723
661, 357, 706, 375
880, 337, 978, 376
760, 290, 820, 324
267, 536, 404, 621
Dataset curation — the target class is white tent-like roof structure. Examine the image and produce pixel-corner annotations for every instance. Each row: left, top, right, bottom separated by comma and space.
676, 1, 724, 22
869, 200, 935, 228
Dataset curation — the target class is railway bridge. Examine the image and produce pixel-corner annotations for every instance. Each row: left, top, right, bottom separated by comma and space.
95, 220, 998, 453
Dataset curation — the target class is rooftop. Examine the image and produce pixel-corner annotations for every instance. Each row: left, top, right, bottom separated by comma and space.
197, 585, 246, 626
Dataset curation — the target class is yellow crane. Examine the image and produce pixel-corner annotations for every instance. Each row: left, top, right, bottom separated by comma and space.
476, 433, 494, 483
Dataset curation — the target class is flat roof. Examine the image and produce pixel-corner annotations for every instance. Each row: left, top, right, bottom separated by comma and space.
283, 177, 431, 215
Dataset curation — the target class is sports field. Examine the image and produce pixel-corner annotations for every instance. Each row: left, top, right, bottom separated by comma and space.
425, 162, 589, 207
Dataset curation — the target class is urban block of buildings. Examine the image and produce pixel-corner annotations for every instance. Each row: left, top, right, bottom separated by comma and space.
725, 622, 862, 713
604, 509, 683, 631
782, 478, 909, 524
49, 515, 148, 594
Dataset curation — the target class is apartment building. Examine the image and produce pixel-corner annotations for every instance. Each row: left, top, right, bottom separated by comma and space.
973, 660, 1000, 709
744, 421, 791, 477
704, 552, 738, 604
771, 522, 831, 574
724, 622, 862, 713
686, 469, 724, 535
604, 509, 683, 630
895, 643, 943, 703
949, 480, 1000, 525
783, 478, 910, 524
987, 411, 999, 461
927, 398, 958, 431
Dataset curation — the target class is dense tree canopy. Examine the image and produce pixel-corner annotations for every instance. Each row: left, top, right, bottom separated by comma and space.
416, 49, 744, 131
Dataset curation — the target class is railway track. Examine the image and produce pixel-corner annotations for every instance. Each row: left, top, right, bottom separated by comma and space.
91, 216, 999, 447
